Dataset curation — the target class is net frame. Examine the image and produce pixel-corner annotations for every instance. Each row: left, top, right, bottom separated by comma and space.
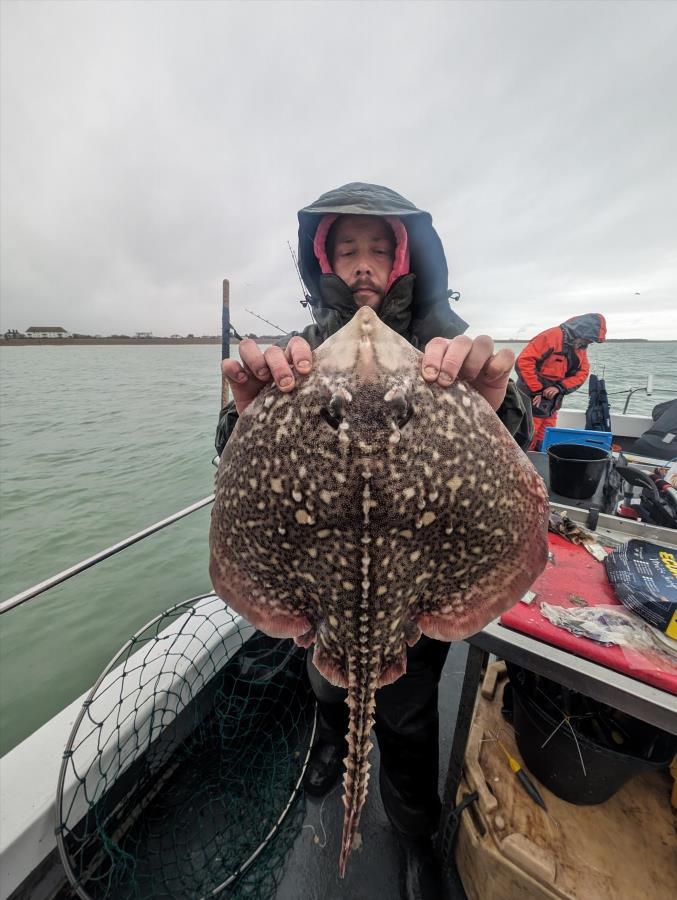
55, 593, 316, 899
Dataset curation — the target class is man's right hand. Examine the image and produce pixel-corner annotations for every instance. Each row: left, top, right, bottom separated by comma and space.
221, 336, 313, 415
542, 386, 560, 400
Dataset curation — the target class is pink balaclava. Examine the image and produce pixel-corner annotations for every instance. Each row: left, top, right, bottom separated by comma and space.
312, 213, 410, 295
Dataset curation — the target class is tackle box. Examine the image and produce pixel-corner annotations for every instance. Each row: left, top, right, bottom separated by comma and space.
453, 662, 675, 900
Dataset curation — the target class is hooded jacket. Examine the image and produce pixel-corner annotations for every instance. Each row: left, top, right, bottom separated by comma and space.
515, 314, 606, 418
216, 182, 531, 452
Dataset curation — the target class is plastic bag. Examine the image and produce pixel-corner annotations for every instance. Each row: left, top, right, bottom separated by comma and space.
539, 602, 677, 667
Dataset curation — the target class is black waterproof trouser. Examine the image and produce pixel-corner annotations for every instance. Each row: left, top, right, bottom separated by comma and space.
306, 636, 451, 839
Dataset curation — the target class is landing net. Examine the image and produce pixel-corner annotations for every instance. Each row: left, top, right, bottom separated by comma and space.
56, 594, 315, 899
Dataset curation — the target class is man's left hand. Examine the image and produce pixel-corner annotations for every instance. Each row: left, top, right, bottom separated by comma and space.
542, 386, 560, 400
422, 335, 515, 412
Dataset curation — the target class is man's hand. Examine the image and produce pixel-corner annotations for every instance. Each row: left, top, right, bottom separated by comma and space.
542, 386, 560, 400
221, 336, 313, 415
421, 335, 514, 412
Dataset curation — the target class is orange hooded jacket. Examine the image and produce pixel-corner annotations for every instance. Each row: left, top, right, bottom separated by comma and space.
516, 313, 607, 396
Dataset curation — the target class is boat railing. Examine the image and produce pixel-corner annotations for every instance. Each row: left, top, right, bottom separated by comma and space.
0, 494, 216, 616
602, 374, 677, 414
620, 375, 653, 413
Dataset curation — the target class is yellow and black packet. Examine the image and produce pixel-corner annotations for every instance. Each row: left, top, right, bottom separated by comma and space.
605, 540, 677, 639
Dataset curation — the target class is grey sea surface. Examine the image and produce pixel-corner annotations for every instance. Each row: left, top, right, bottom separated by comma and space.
1, 341, 676, 755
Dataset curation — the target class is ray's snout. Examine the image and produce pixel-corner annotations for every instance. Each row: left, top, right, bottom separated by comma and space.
353, 304, 380, 330
314, 305, 417, 378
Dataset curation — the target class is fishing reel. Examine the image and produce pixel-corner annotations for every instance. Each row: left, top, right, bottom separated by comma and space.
614, 464, 677, 529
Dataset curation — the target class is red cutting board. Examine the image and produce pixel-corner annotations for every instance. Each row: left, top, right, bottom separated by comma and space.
500, 533, 677, 695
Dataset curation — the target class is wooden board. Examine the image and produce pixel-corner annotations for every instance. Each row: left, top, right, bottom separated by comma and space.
455, 663, 677, 900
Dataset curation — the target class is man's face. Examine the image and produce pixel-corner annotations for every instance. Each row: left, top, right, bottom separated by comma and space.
573, 338, 591, 350
329, 215, 395, 311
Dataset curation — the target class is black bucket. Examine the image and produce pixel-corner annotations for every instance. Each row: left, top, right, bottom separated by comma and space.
503, 668, 677, 805
547, 443, 609, 499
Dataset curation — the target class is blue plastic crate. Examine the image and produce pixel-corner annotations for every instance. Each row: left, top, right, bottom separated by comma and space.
541, 427, 613, 453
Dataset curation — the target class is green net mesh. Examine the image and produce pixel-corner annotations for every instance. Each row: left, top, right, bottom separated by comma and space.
56, 594, 316, 899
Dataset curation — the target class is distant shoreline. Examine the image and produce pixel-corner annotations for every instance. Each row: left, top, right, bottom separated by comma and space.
1, 336, 674, 347
2, 337, 226, 346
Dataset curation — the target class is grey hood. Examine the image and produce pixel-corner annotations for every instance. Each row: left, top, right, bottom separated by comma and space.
297, 182, 468, 345
561, 313, 607, 344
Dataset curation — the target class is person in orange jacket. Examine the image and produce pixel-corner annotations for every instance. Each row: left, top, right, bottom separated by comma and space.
516, 313, 607, 450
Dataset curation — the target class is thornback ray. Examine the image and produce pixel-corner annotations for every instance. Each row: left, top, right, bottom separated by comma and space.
209, 306, 549, 875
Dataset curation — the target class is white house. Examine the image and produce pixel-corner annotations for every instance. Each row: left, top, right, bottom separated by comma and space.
25, 326, 71, 339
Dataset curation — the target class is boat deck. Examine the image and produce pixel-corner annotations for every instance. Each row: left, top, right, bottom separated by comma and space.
275, 643, 469, 900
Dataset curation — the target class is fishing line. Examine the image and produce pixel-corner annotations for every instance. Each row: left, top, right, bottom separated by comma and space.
302, 782, 340, 849
533, 684, 591, 777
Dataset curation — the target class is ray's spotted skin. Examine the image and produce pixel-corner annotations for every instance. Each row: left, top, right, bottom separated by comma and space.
209, 307, 549, 876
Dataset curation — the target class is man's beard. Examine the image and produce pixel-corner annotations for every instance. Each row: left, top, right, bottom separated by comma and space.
350, 279, 384, 308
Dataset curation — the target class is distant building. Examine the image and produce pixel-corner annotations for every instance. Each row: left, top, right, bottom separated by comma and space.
25, 326, 71, 338
135, 332, 153, 338
3, 329, 24, 339
170, 334, 182, 339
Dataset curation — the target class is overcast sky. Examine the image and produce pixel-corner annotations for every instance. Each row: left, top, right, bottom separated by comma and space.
1, 0, 676, 340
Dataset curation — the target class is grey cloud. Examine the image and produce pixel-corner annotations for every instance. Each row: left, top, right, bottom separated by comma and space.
1, 1, 676, 339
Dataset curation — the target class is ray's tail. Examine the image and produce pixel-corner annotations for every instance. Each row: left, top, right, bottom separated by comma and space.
338, 654, 379, 878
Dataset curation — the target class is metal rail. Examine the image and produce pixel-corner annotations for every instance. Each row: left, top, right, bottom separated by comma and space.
618, 374, 677, 413
0, 495, 215, 616
623, 387, 675, 410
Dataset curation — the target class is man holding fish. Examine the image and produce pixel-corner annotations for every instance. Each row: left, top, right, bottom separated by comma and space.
215, 183, 534, 898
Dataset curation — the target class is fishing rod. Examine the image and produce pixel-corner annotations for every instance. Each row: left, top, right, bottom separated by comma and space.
287, 241, 311, 307
288, 241, 317, 325
244, 308, 286, 335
